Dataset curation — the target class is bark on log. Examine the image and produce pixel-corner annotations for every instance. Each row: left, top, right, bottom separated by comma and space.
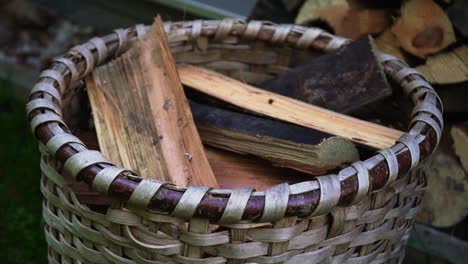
87, 17, 218, 187
258, 36, 391, 113
191, 100, 359, 174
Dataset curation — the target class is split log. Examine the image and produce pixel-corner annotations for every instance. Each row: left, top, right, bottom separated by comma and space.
191, 101, 359, 174
416, 45, 468, 84
258, 36, 392, 113
451, 122, 468, 172
207, 147, 307, 191
391, 0, 456, 58
295, 0, 391, 40
87, 17, 218, 187
178, 65, 404, 149
416, 130, 468, 227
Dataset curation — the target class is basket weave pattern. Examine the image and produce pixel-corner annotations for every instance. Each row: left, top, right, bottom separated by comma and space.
28, 20, 442, 263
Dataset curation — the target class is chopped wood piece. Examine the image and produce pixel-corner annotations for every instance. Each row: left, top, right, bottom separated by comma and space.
446, 0, 468, 40
178, 65, 404, 149
295, 0, 391, 39
451, 122, 468, 172
375, 29, 407, 62
416, 131, 468, 227
191, 101, 359, 174
87, 17, 218, 187
207, 147, 306, 191
416, 45, 468, 84
259, 36, 392, 113
391, 0, 456, 58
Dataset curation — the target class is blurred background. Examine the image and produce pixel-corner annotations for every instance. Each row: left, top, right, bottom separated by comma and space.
1, 0, 468, 263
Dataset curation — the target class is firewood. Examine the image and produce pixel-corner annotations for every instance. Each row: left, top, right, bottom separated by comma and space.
295, 0, 391, 40
206, 147, 306, 191
416, 131, 468, 227
451, 122, 468, 172
179, 65, 404, 150
258, 36, 392, 113
391, 0, 456, 58
416, 45, 468, 84
87, 17, 218, 187
191, 101, 359, 174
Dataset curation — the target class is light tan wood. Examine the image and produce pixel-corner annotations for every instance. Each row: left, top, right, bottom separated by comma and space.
87, 17, 218, 187
178, 65, 404, 149
416, 45, 468, 84
391, 0, 456, 58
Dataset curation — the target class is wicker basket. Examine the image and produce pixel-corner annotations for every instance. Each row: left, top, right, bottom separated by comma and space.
28, 20, 443, 263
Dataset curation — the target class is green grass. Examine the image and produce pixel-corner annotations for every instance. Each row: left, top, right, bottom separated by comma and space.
0, 79, 47, 263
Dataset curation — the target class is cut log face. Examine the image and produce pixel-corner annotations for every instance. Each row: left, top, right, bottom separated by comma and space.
391, 0, 456, 58
416, 46, 468, 84
87, 17, 218, 187
259, 36, 392, 113
192, 100, 359, 174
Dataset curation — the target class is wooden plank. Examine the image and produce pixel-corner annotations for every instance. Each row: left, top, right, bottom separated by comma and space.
88, 17, 217, 187
178, 65, 404, 149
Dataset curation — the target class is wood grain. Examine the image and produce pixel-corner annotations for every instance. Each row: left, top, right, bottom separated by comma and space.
87, 17, 218, 187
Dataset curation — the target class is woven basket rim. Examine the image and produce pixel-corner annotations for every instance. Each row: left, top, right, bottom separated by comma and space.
27, 20, 443, 223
